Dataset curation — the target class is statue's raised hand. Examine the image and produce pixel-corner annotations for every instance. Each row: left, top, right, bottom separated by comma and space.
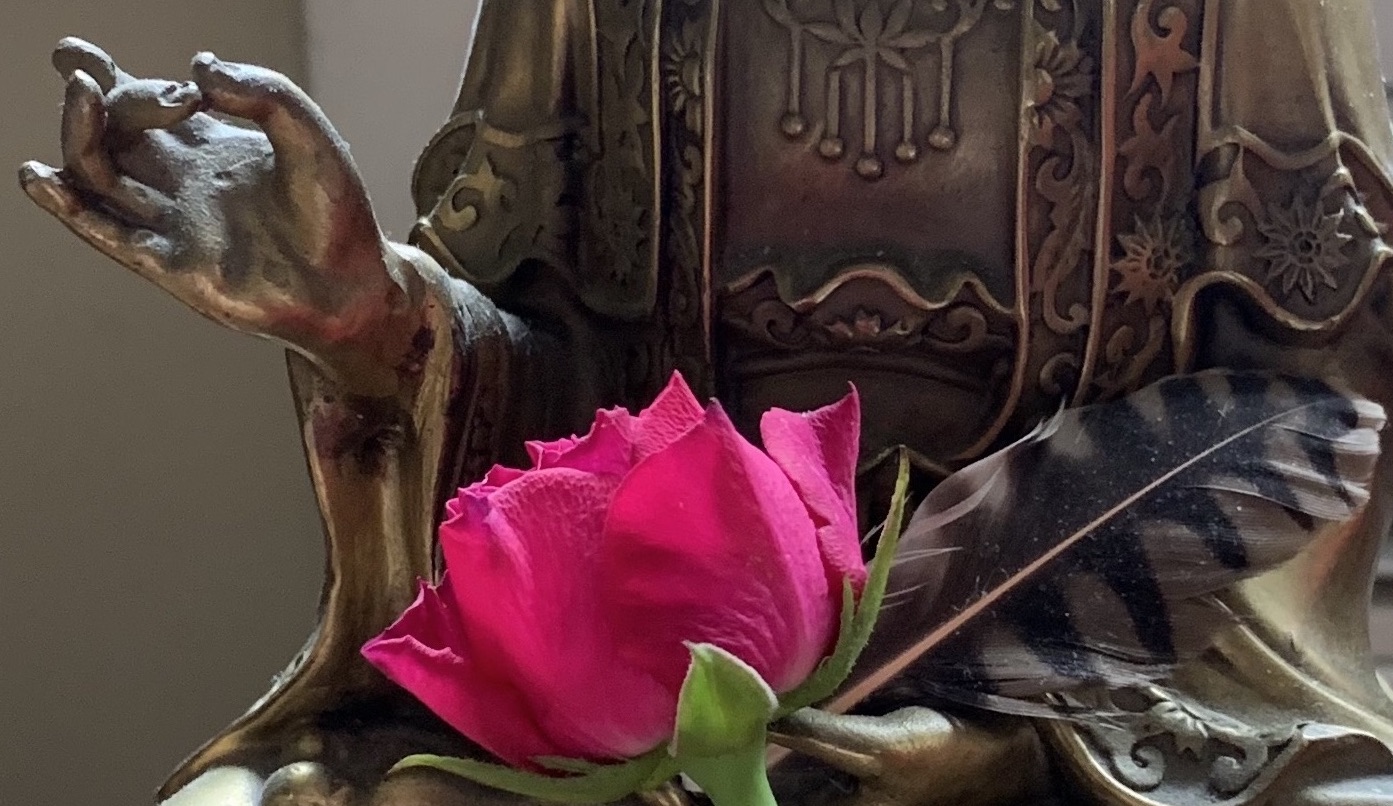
19, 39, 424, 396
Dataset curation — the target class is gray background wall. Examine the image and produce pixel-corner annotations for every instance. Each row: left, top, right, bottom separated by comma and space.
0, 4, 316, 805
0, 2, 1391, 805
303, 0, 477, 242
0, 2, 475, 804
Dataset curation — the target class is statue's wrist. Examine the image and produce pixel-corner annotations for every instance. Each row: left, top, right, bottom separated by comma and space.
296, 242, 439, 400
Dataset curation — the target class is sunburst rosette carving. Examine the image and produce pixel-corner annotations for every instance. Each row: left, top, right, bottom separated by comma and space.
662, 17, 706, 137
1254, 195, 1352, 305
1110, 214, 1196, 314
1029, 30, 1094, 147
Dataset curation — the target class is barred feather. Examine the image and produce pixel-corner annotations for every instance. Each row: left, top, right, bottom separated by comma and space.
831, 371, 1384, 715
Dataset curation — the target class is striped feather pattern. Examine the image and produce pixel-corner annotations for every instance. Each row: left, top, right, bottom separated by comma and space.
833, 371, 1384, 715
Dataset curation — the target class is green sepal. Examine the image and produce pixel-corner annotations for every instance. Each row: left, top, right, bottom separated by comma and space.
390, 747, 676, 805
681, 739, 780, 806
777, 449, 911, 714
671, 643, 779, 759
535, 757, 605, 775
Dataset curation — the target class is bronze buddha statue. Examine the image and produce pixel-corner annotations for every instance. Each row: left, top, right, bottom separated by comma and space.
20, 1, 1393, 803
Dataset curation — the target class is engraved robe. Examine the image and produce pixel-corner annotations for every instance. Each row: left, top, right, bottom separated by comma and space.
171, 1, 1393, 804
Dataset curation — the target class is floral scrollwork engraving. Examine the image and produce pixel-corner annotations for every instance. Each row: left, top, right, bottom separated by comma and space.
722, 272, 1014, 358
1089, 213, 1196, 397
1126, 0, 1198, 104
1027, 22, 1097, 341
586, 0, 658, 290
740, 295, 1009, 355
1029, 30, 1093, 145
658, 0, 716, 395
1081, 0, 1201, 402
663, 17, 707, 137
1015, 2, 1098, 414
762, 0, 1003, 179
1080, 687, 1295, 798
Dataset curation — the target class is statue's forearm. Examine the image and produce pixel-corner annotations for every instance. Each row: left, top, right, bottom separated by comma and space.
166, 247, 531, 791
290, 243, 524, 650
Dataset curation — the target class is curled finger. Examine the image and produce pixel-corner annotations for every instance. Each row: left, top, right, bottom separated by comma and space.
20, 160, 173, 281
61, 70, 116, 188
61, 71, 171, 224
52, 37, 133, 91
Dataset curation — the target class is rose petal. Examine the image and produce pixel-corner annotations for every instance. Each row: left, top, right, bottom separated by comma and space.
482, 465, 528, 487
526, 408, 638, 473
439, 469, 672, 763
522, 373, 704, 475
362, 577, 553, 767
445, 465, 528, 520
534, 409, 640, 477
526, 436, 581, 468
601, 404, 837, 695
630, 372, 706, 462
760, 389, 868, 592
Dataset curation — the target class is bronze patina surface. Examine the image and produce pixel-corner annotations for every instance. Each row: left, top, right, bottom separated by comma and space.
20, 2, 1393, 804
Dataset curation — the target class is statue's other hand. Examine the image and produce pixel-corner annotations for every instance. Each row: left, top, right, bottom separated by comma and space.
770, 708, 1052, 806
20, 39, 420, 394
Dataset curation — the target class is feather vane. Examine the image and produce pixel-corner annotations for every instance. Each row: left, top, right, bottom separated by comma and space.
828, 371, 1384, 716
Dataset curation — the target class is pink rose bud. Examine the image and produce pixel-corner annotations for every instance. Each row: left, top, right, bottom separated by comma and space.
362, 373, 865, 769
